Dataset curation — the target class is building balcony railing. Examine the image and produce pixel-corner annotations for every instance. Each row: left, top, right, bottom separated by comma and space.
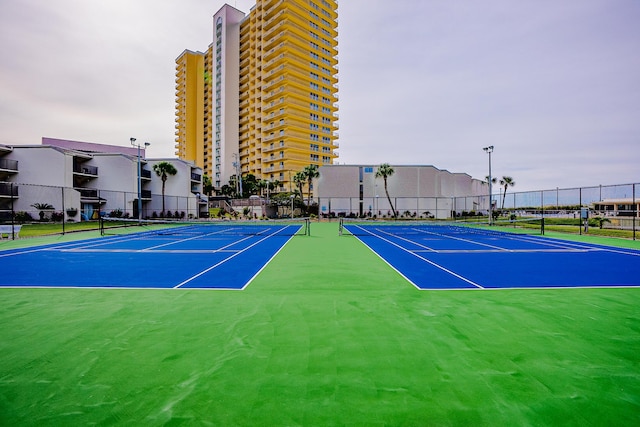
73, 165, 98, 176
0, 159, 18, 172
77, 188, 99, 198
0, 182, 18, 197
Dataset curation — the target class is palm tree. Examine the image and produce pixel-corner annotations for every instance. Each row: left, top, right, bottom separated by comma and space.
484, 175, 498, 215
595, 216, 611, 229
257, 179, 268, 198
153, 161, 178, 216
31, 202, 54, 221
303, 164, 319, 207
293, 171, 305, 202
271, 179, 282, 193
499, 176, 515, 210
202, 175, 213, 196
376, 163, 397, 219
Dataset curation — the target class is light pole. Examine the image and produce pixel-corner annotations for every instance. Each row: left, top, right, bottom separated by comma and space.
131, 138, 150, 221
232, 153, 243, 197
290, 194, 295, 218
483, 145, 494, 225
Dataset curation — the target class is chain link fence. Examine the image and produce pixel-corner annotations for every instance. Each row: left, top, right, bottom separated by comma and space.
318, 182, 638, 239
1, 181, 637, 240
0, 182, 204, 238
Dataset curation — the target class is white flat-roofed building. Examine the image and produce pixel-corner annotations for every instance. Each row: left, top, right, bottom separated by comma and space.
0, 138, 205, 221
315, 164, 487, 219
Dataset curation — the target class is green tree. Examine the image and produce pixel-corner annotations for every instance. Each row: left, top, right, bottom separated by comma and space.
376, 163, 397, 219
499, 176, 516, 210
31, 203, 54, 221
153, 161, 178, 216
484, 175, 497, 185
303, 164, 319, 207
220, 184, 234, 197
270, 180, 281, 194
227, 175, 240, 197
257, 179, 269, 198
242, 174, 258, 197
203, 175, 214, 196
293, 171, 305, 202
595, 216, 611, 229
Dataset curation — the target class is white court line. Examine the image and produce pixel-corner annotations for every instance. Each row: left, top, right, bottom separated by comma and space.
58, 249, 239, 254
498, 233, 598, 250
60, 231, 168, 251
0, 232, 145, 258
141, 226, 266, 251
414, 248, 594, 254
173, 225, 294, 289
515, 234, 640, 257
375, 228, 438, 252
352, 225, 484, 289
412, 227, 510, 251
240, 232, 298, 290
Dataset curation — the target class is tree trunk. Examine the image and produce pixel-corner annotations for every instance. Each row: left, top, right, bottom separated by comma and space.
161, 175, 167, 216
384, 178, 397, 219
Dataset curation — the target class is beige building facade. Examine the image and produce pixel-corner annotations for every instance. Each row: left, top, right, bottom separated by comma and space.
315, 165, 488, 219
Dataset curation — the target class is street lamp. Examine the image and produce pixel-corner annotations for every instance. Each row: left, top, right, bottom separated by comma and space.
483, 145, 494, 225
290, 194, 295, 218
131, 138, 151, 221
232, 153, 243, 197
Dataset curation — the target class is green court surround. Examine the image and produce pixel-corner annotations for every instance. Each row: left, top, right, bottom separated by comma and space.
0, 222, 639, 425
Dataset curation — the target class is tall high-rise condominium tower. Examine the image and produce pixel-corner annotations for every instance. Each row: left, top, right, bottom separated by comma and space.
175, 0, 339, 193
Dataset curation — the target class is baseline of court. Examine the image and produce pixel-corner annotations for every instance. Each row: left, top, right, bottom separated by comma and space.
345, 225, 640, 290
0, 226, 297, 290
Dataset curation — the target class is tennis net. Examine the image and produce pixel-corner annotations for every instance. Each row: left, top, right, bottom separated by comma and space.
100, 217, 310, 237
338, 217, 544, 237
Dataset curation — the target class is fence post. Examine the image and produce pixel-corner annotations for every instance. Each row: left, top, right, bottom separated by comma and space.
10, 183, 16, 240
634, 183, 636, 241
61, 187, 65, 235
579, 187, 582, 235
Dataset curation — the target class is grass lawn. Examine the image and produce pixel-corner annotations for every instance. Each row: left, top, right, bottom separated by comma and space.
1, 222, 639, 426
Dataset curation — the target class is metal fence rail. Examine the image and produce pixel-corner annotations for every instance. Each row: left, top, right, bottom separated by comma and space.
318, 182, 638, 240
1, 181, 637, 240
0, 182, 203, 238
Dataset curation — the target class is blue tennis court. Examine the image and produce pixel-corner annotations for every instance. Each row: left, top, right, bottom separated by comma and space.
0, 221, 305, 290
343, 223, 640, 290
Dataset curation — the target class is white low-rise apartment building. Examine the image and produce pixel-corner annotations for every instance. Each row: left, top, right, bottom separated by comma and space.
0, 138, 205, 221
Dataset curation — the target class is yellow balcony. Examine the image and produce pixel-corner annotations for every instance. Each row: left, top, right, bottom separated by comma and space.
263, 10, 285, 31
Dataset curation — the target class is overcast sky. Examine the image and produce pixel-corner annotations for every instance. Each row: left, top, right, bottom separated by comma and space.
1, 0, 638, 191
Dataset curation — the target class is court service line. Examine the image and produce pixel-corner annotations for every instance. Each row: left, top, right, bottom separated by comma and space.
413, 228, 510, 251
352, 225, 484, 289
58, 249, 240, 254
173, 225, 293, 289
499, 234, 600, 251
0, 232, 144, 258
601, 247, 640, 257
375, 228, 438, 252
141, 227, 261, 251
66, 231, 170, 250
413, 248, 593, 254
515, 234, 640, 257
